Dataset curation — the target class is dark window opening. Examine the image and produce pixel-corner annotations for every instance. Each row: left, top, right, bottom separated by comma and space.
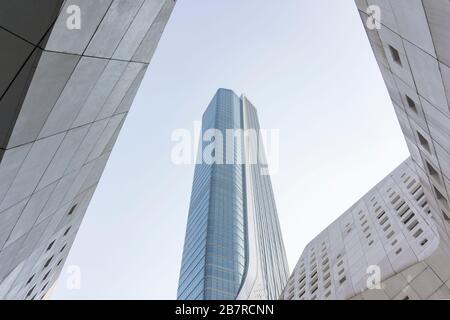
406, 95, 417, 113
389, 45, 402, 65
68, 204, 77, 216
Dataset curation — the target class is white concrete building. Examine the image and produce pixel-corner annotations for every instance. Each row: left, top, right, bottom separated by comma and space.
356, 0, 450, 238
283, 0, 450, 300
283, 159, 450, 300
0, 0, 176, 299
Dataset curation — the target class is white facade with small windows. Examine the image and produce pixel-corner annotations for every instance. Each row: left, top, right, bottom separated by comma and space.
282, 159, 450, 300
355, 0, 450, 242
283, 1, 450, 300
356, 0, 450, 299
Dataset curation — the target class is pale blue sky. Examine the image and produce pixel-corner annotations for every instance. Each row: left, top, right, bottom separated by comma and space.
53, 0, 409, 299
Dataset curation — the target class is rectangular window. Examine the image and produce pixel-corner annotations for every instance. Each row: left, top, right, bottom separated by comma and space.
413, 229, 423, 238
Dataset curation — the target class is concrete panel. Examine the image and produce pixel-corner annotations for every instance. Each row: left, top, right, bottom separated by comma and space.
0, 49, 43, 149
38, 57, 108, 138
0, 144, 32, 205
439, 62, 450, 117
45, 0, 113, 54
423, 0, 450, 67
113, 0, 165, 60
37, 126, 90, 190
115, 66, 147, 114
0, 233, 26, 282
37, 184, 73, 228
404, 41, 449, 116
388, 0, 436, 57
85, 0, 145, 58
88, 114, 125, 162
378, 26, 415, 89
133, 0, 175, 62
7, 52, 80, 148
65, 119, 109, 174
61, 161, 96, 207
0, 199, 28, 250
366, 0, 398, 33
0, 0, 63, 45
96, 62, 144, 120
0, 29, 34, 98
4, 183, 57, 248
72, 60, 128, 128
0, 133, 65, 211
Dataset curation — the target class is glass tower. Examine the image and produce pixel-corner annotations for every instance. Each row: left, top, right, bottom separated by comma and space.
177, 88, 289, 300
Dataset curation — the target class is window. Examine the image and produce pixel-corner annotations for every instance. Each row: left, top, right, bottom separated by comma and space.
434, 187, 450, 210
389, 45, 402, 65
426, 162, 439, 178
443, 211, 450, 222
407, 220, 419, 231
26, 275, 34, 285
64, 227, 71, 236
60, 244, 67, 253
413, 229, 423, 238
57, 259, 63, 267
406, 95, 417, 113
44, 256, 53, 269
417, 131, 430, 152
67, 204, 77, 216
43, 270, 51, 281
41, 283, 48, 292
47, 240, 55, 252
402, 212, 415, 225
298, 290, 305, 298
339, 276, 347, 285
26, 286, 35, 298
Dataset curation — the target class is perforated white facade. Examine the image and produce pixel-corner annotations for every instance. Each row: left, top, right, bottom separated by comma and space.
283, 160, 450, 300
283, 0, 450, 300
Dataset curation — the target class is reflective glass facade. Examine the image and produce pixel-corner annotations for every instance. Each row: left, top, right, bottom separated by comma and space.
177, 89, 289, 300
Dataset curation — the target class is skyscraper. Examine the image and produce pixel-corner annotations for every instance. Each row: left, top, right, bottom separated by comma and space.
177, 88, 289, 300
0, 0, 175, 299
